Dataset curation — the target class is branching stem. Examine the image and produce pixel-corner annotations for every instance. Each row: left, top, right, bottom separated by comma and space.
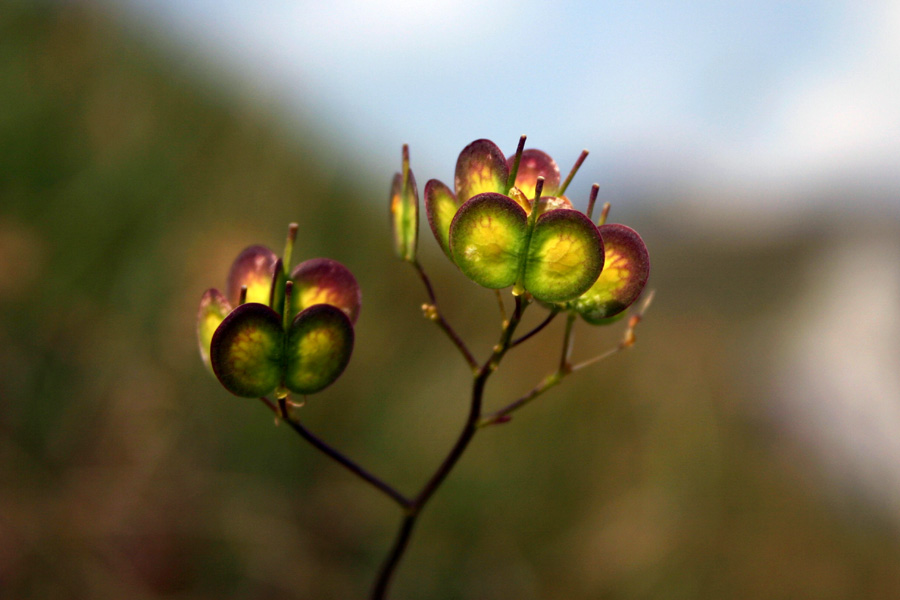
261, 397, 413, 510
266, 274, 652, 597
479, 292, 654, 426
511, 309, 559, 347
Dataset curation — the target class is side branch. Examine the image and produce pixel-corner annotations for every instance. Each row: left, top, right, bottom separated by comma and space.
413, 260, 478, 370
478, 371, 563, 427
511, 309, 559, 348
571, 290, 654, 372
414, 295, 525, 507
479, 291, 655, 426
262, 398, 413, 510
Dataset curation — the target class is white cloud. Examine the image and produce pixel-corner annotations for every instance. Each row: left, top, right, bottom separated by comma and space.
114, 0, 900, 209
708, 1, 900, 188
291, 0, 512, 52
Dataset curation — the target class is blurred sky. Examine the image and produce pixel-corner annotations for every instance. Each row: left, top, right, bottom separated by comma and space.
113, 0, 900, 214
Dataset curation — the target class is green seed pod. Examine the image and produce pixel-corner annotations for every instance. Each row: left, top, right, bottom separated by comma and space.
570, 223, 650, 323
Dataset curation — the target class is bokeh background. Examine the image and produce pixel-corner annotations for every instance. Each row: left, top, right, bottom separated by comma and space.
2, 1, 900, 598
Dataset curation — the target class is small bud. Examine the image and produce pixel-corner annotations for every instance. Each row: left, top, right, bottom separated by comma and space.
200, 227, 358, 399
421, 303, 438, 321
390, 145, 419, 262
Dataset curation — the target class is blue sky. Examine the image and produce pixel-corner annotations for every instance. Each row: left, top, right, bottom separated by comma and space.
116, 0, 900, 212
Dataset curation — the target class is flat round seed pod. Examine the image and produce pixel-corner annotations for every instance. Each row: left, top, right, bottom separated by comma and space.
509, 149, 560, 198
424, 179, 459, 259
211, 303, 284, 398
284, 304, 354, 395
290, 258, 361, 324
226, 245, 280, 307
455, 139, 509, 203
449, 193, 528, 289
524, 208, 605, 303
197, 288, 232, 371
571, 223, 650, 323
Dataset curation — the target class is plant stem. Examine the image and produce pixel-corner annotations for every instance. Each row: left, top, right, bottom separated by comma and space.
480, 293, 655, 426
559, 313, 577, 371
370, 295, 527, 599
269, 289, 652, 596
262, 397, 413, 510
371, 514, 417, 599
412, 260, 478, 371
413, 367, 485, 507
478, 371, 564, 427
511, 309, 559, 348
494, 289, 507, 323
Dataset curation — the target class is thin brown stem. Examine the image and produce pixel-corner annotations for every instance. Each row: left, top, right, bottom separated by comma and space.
573, 290, 655, 373
478, 371, 564, 427
559, 313, 577, 371
569, 345, 623, 372
481, 292, 654, 425
412, 365, 486, 508
371, 515, 416, 600
419, 295, 525, 503
263, 398, 412, 510
511, 309, 559, 347
413, 260, 478, 370
569, 295, 651, 371
494, 289, 507, 323
482, 310, 573, 426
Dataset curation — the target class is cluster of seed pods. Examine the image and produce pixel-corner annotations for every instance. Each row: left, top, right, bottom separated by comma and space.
392, 137, 650, 322
197, 224, 360, 398
200, 136, 650, 400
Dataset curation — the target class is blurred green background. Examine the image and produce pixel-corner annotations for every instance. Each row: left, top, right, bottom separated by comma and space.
2, 3, 900, 599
